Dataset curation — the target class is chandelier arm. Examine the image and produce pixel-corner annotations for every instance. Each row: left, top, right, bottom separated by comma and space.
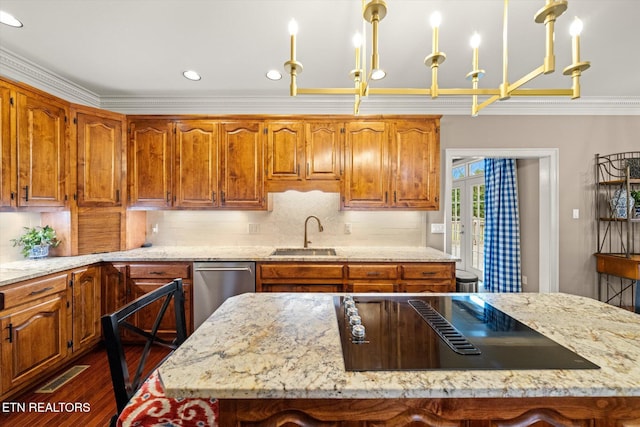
506, 64, 546, 94
296, 88, 359, 95
509, 88, 573, 96
499, 0, 509, 100
476, 95, 501, 114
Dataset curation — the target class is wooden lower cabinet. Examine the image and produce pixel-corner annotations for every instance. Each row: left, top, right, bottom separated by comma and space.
70, 265, 101, 351
0, 273, 69, 396
257, 262, 455, 293
257, 263, 344, 293
125, 262, 194, 338
219, 396, 640, 426
101, 262, 128, 316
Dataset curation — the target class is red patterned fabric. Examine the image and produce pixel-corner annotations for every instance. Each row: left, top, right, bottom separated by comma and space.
117, 370, 219, 427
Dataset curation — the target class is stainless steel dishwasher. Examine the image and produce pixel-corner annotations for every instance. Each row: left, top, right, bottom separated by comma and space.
193, 262, 255, 328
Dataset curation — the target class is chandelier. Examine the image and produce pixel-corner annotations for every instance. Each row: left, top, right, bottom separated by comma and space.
283, 0, 590, 116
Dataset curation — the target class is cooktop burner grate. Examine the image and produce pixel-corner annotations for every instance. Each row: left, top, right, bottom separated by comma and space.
408, 300, 481, 355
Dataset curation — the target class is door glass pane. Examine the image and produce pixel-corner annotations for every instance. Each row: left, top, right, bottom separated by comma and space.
471, 184, 485, 272
452, 165, 466, 180
469, 160, 485, 176
451, 187, 461, 258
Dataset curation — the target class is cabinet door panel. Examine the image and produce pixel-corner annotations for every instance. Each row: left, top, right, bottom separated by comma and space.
343, 121, 388, 208
16, 93, 67, 207
391, 120, 439, 209
77, 113, 123, 207
128, 280, 192, 339
267, 122, 303, 180
305, 122, 342, 181
71, 265, 101, 351
175, 121, 219, 208
128, 120, 173, 208
0, 294, 68, 391
0, 83, 13, 208
220, 122, 264, 209
102, 263, 127, 316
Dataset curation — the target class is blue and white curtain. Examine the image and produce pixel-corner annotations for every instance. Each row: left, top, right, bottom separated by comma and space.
483, 158, 522, 292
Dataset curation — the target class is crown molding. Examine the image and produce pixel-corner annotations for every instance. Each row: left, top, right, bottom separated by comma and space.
0, 47, 101, 107
2, 47, 639, 116
100, 94, 640, 116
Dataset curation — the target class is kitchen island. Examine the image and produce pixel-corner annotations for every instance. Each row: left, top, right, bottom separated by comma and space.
158, 292, 640, 426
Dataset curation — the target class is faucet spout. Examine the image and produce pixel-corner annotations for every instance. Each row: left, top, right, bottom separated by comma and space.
303, 215, 323, 248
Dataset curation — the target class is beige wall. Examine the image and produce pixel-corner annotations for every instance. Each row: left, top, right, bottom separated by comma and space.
427, 115, 640, 298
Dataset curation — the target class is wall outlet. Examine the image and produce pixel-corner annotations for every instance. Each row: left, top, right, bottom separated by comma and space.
572, 209, 579, 219
248, 223, 260, 234
344, 223, 352, 234
430, 223, 445, 234
152, 224, 159, 234
522, 275, 528, 285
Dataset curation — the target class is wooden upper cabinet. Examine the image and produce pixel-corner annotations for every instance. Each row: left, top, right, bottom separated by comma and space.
391, 120, 440, 209
174, 120, 219, 208
266, 121, 303, 180
220, 121, 265, 209
305, 122, 342, 181
0, 83, 13, 208
343, 121, 389, 209
265, 121, 342, 193
76, 112, 124, 207
16, 92, 67, 208
128, 120, 173, 208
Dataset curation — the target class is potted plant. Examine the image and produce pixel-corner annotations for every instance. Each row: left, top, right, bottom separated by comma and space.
632, 190, 640, 218
11, 225, 61, 259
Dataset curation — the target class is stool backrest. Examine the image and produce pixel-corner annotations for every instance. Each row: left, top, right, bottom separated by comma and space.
101, 278, 187, 414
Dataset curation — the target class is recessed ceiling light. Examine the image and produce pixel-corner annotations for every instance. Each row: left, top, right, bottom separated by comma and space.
183, 70, 201, 81
266, 70, 282, 81
0, 11, 23, 28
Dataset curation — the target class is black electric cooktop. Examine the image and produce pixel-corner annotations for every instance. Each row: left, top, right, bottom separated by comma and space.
334, 295, 600, 371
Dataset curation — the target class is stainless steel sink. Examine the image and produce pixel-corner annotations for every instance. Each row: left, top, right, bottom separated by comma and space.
270, 248, 337, 256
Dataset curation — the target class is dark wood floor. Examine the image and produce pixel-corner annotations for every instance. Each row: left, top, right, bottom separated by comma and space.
0, 343, 169, 427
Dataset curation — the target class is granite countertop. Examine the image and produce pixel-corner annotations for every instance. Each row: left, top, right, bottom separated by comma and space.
158, 292, 640, 400
0, 245, 457, 286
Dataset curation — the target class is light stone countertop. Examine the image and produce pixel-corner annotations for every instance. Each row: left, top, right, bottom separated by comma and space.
0, 245, 457, 286
158, 292, 640, 400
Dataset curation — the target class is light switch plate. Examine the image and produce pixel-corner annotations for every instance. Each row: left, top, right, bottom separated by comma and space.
431, 223, 445, 234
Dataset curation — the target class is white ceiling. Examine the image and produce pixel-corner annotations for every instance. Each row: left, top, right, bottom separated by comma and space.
1, 0, 639, 115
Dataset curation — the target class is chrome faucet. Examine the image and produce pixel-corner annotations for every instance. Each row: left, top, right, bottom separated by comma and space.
303, 215, 323, 248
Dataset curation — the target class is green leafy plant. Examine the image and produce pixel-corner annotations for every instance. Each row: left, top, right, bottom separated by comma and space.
11, 225, 61, 258
631, 190, 640, 207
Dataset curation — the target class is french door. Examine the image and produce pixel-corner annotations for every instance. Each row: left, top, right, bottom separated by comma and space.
451, 171, 485, 280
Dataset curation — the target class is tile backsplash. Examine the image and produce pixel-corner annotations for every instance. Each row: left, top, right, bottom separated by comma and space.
0, 192, 428, 263
146, 191, 427, 248
0, 212, 43, 263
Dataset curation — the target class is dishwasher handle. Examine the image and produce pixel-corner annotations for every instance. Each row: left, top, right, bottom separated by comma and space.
195, 267, 253, 273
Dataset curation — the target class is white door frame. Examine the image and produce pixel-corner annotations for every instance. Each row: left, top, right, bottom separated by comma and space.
444, 148, 559, 293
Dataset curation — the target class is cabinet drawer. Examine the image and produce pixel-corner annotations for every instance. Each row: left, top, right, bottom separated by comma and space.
401, 263, 453, 280
399, 281, 455, 293
262, 284, 341, 293
347, 265, 398, 280
260, 264, 343, 280
0, 273, 68, 310
349, 282, 395, 293
128, 263, 191, 279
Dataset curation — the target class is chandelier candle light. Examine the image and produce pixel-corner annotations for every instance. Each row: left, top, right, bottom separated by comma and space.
283, 0, 590, 116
